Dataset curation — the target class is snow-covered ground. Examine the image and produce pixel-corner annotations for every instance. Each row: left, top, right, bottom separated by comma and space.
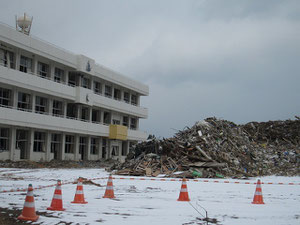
0, 168, 299, 225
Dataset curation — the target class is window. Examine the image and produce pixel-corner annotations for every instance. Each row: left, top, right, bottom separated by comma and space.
81, 77, 90, 89
68, 73, 77, 86
111, 146, 119, 156
79, 137, 87, 155
0, 87, 11, 107
122, 116, 128, 127
65, 135, 74, 153
103, 112, 111, 124
54, 68, 64, 83
53, 100, 63, 116
17, 92, 31, 111
0, 48, 14, 68
114, 88, 121, 100
35, 96, 48, 114
105, 85, 112, 98
38, 62, 49, 78
51, 133, 61, 153
131, 94, 137, 105
92, 109, 100, 123
123, 92, 129, 103
102, 138, 107, 158
67, 103, 77, 119
122, 141, 127, 156
112, 119, 120, 125
0, 128, 9, 151
94, 81, 102, 94
130, 118, 137, 130
90, 138, 98, 155
81, 107, 89, 121
19, 55, 32, 73
33, 132, 45, 152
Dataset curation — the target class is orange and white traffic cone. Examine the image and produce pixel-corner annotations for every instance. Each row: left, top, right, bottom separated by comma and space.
71, 178, 88, 204
103, 175, 115, 199
47, 180, 65, 211
252, 179, 265, 204
17, 184, 39, 221
177, 178, 190, 201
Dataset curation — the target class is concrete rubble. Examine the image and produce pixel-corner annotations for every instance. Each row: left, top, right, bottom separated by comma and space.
112, 117, 300, 178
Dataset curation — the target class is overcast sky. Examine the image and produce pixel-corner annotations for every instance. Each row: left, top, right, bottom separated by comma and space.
1, 0, 299, 138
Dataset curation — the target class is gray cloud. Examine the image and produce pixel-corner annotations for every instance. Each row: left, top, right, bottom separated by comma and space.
1, 0, 299, 137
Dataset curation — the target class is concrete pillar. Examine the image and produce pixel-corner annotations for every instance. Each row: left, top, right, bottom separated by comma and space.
15, 49, 20, 70
9, 127, 17, 160
89, 107, 93, 122
31, 93, 36, 113
64, 70, 69, 84
86, 136, 91, 160
60, 133, 66, 160
45, 131, 51, 161
28, 129, 34, 161
50, 63, 55, 80
63, 101, 67, 118
136, 118, 139, 130
137, 95, 140, 106
32, 57, 38, 75
106, 140, 111, 160
98, 137, 102, 160
13, 88, 18, 108
76, 105, 80, 119
121, 90, 124, 102
48, 99, 53, 116
74, 134, 79, 161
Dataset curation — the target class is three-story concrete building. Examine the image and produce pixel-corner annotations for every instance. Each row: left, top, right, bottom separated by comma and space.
0, 21, 149, 162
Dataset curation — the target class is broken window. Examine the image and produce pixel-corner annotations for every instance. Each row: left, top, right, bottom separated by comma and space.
33, 131, 45, 152
114, 88, 121, 100
17, 92, 31, 111
38, 62, 49, 78
105, 85, 112, 98
0, 87, 11, 107
123, 92, 129, 103
0, 127, 9, 151
51, 133, 61, 153
111, 146, 119, 156
90, 138, 98, 155
65, 135, 74, 153
35, 96, 48, 114
19, 55, 32, 73
53, 100, 63, 117
54, 68, 64, 83
0, 48, 14, 68
94, 81, 102, 95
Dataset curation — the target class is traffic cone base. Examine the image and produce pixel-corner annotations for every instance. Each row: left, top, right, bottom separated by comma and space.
17, 214, 39, 222
48, 180, 66, 211
18, 184, 39, 222
252, 179, 265, 204
103, 175, 115, 199
72, 178, 88, 204
177, 178, 190, 202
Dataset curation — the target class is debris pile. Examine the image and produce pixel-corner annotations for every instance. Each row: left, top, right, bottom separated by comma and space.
112, 117, 300, 178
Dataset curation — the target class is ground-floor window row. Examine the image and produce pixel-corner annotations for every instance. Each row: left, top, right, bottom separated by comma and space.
0, 127, 134, 161
0, 86, 138, 129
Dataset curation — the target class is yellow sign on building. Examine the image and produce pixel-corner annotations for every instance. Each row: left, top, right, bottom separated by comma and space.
109, 125, 128, 140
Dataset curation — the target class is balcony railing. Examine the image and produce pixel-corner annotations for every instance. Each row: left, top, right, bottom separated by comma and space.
0, 62, 147, 110
0, 103, 138, 130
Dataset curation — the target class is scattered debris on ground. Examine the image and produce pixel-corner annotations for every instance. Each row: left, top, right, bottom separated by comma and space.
0, 159, 115, 169
111, 117, 300, 178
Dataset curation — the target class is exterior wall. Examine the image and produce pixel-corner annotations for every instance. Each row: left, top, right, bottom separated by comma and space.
0, 22, 149, 162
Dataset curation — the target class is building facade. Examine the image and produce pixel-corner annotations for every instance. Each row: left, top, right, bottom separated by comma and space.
0, 22, 149, 162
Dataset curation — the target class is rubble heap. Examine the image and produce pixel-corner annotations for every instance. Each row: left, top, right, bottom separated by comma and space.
112, 117, 300, 178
